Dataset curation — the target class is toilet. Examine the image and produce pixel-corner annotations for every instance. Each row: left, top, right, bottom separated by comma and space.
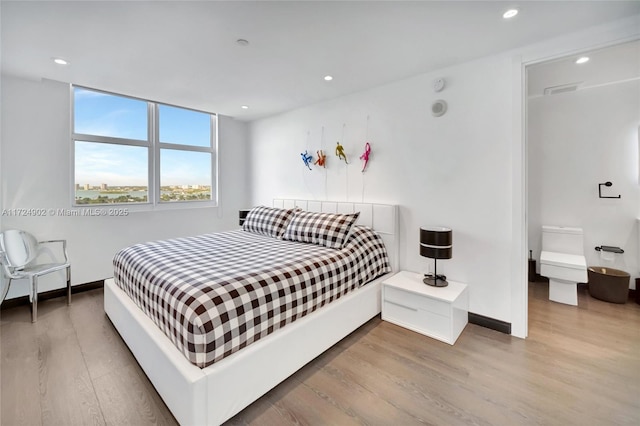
539, 226, 588, 306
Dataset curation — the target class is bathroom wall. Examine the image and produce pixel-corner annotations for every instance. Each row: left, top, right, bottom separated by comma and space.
528, 79, 640, 288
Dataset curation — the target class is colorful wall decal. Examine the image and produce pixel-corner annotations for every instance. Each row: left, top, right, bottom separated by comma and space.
300, 150, 313, 170
335, 141, 348, 164
360, 142, 371, 172
315, 150, 327, 168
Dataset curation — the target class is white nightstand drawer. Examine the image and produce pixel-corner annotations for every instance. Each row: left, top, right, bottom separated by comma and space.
381, 271, 468, 345
383, 300, 450, 341
384, 285, 449, 317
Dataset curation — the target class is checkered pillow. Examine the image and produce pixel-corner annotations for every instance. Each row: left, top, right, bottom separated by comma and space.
283, 210, 360, 249
242, 206, 295, 238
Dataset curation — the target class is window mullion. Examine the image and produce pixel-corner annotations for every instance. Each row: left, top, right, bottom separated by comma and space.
72, 134, 150, 148
211, 114, 218, 204
150, 102, 159, 205
157, 142, 213, 153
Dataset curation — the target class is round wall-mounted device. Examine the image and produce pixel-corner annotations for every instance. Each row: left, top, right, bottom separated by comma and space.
433, 78, 446, 92
431, 100, 447, 117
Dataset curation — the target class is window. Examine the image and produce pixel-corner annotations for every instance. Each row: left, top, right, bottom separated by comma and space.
72, 87, 216, 206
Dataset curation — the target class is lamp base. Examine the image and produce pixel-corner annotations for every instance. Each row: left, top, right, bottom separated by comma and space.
423, 274, 448, 287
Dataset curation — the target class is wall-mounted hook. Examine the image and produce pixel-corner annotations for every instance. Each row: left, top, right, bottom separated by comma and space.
598, 181, 621, 199
595, 245, 624, 254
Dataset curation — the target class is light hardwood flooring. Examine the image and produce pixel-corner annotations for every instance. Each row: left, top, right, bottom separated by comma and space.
1, 282, 639, 425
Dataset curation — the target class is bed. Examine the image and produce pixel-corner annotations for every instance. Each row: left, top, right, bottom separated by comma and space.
104, 199, 398, 425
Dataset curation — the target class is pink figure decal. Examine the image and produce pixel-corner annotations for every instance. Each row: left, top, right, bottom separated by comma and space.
360, 142, 371, 172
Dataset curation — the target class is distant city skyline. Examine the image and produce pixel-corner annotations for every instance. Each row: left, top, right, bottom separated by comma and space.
74, 181, 211, 204
75, 183, 211, 189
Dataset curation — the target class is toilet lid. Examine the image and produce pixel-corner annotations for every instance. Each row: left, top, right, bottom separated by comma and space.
540, 251, 587, 270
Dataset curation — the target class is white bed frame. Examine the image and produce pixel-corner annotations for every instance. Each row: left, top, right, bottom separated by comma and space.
104, 200, 398, 425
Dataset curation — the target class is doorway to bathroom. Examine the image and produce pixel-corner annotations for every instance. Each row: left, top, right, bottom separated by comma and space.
525, 39, 640, 323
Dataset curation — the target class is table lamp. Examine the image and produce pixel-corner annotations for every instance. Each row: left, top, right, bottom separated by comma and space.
420, 226, 452, 287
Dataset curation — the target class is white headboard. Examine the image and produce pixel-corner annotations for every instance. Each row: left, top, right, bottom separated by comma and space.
273, 199, 399, 272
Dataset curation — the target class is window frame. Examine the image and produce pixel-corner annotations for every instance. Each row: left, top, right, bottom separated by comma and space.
70, 85, 218, 210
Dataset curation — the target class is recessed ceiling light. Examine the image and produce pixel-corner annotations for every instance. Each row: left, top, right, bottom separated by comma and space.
236, 39, 249, 46
52, 57, 68, 65
503, 9, 519, 19
241, 105, 249, 109
324, 75, 333, 81
576, 57, 590, 64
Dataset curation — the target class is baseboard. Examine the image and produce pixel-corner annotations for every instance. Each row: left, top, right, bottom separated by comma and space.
468, 312, 512, 335
0, 280, 104, 311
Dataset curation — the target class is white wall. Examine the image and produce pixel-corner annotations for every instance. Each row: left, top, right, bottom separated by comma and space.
0, 75, 249, 298
249, 54, 515, 322
248, 16, 640, 328
528, 80, 640, 287
0, 7, 4, 299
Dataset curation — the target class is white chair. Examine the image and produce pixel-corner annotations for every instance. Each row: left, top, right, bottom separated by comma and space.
0, 230, 70, 322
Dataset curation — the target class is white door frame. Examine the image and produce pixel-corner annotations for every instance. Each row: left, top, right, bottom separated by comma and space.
510, 21, 640, 338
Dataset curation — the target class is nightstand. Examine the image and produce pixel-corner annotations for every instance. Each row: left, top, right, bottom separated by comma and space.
382, 271, 468, 344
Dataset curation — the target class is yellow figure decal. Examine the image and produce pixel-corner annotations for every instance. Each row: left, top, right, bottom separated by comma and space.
335, 142, 348, 164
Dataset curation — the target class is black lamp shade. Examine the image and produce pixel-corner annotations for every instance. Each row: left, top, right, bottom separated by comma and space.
420, 226, 452, 259
239, 209, 251, 226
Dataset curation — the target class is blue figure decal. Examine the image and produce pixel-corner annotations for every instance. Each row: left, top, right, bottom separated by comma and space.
301, 150, 313, 170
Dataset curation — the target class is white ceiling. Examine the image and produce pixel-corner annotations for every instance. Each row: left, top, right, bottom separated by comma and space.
527, 39, 640, 97
2, 1, 640, 121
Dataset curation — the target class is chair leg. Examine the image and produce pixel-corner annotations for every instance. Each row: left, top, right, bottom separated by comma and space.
31, 276, 38, 323
66, 267, 71, 306
0, 278, 12, 306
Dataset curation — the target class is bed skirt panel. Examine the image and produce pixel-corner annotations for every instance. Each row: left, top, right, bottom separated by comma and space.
104, 278, 208, 425
205, 277, 383, 424
105, 275, 384, 425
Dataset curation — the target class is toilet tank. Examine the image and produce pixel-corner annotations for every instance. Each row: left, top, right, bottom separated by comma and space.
542, 226, 585, 255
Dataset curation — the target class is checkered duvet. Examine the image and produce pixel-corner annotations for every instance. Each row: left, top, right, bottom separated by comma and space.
113, 225, 390, 368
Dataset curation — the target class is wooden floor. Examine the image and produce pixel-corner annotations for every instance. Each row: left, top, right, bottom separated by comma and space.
1, 282, 639, 425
